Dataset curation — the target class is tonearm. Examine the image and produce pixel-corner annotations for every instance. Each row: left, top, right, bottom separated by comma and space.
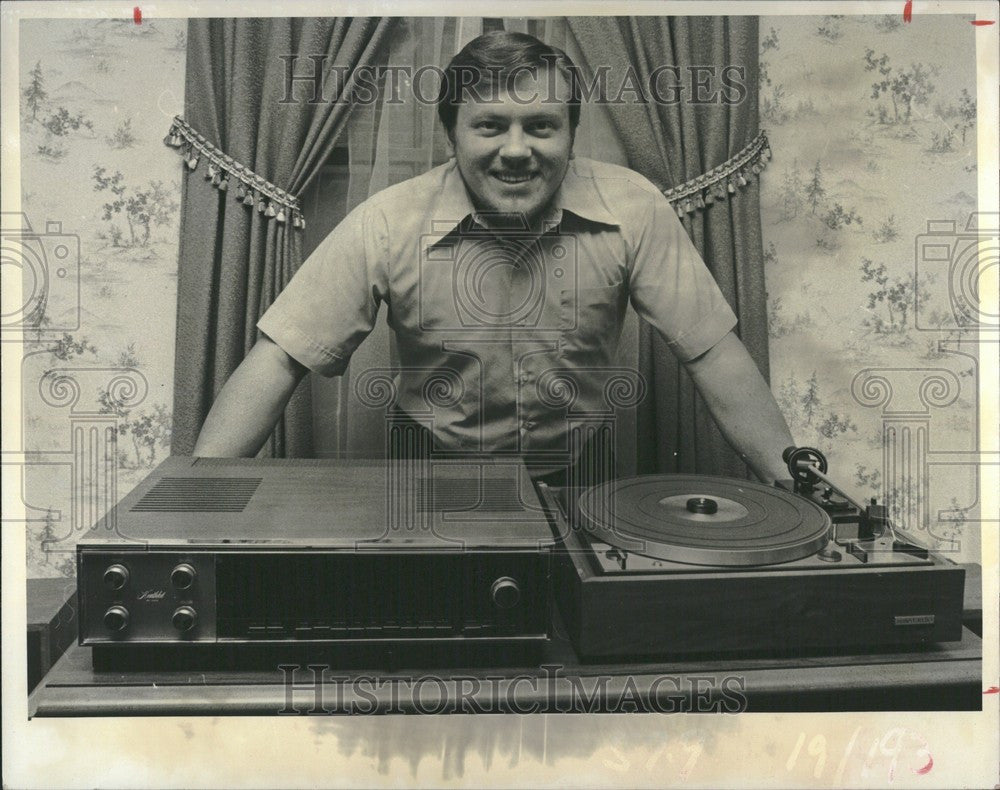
779, 446, 930, 563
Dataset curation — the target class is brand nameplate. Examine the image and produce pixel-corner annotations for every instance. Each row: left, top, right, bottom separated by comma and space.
894, 614, 935, 626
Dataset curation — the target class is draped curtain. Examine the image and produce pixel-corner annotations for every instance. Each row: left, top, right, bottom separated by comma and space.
171, 17, 396, 457
567, 17, 768, 478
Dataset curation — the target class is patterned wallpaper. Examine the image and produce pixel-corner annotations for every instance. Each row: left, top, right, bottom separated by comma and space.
16, 14, 983, 577
758, 14, 981, 564
16, 19, 185, 577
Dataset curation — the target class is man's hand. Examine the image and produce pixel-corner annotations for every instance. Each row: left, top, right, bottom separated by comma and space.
683, 330, 794, 483
192, 335, 309, 457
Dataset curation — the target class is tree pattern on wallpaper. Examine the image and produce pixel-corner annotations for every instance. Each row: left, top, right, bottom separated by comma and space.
18, 19, 185, 577
758, 15, 980, 557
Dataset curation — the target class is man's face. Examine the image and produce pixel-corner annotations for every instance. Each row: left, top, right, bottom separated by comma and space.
449, 68, 574, 224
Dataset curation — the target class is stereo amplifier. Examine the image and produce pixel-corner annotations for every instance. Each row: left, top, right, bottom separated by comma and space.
77, 457, 554, 667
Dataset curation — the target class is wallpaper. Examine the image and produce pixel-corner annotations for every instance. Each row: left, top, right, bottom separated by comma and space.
15, 19, 185, 577
757, 14, 982, 565
15, 14, 983, 578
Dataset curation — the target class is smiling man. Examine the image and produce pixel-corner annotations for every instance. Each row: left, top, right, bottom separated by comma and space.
194, 31, 795, 484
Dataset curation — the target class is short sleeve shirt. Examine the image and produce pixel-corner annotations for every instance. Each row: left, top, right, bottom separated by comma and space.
258, 156, 737, 460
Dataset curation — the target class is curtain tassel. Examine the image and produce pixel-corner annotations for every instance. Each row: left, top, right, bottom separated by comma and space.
164, 115, 305, 231
658, 131, 772, 212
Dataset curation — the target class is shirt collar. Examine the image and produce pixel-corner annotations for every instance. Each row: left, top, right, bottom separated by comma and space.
424, 157, 620, 249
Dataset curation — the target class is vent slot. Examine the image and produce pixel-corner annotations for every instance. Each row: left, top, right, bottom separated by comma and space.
416, 476, 523, 512
194, 458, 341, 466
215, 553, 547, 640
131, 477, 262, 512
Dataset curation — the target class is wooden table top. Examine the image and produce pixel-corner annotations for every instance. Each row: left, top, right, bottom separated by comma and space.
31, 623, 983, 715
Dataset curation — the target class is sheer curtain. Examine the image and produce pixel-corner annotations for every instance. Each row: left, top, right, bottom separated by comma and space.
308, 18, 474, 457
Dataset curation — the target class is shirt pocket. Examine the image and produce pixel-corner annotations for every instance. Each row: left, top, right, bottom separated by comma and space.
558, 283, 626, 361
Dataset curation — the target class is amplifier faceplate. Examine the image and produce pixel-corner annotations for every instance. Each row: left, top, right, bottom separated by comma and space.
80, 549, 548, 645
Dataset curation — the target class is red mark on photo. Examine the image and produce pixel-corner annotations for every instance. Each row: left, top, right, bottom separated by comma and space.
984, 686, 1000, 694
971, 20, 995, 26
903, 1, 913, 23
915, 755, 933, 775
134, 6, 142, 25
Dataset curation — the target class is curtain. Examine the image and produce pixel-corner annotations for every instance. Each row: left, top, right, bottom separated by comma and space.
567, 16, 768, 478
171, 17, 396, 457
306, 18, 484, 458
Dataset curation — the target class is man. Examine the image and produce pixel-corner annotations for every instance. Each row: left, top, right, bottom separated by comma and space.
194, 31, 794, 484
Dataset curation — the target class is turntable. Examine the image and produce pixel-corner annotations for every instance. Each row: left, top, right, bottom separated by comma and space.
537, 447, 965, 660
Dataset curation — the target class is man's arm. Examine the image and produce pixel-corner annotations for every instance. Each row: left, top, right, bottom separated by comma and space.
192, 335, 309, 457
683, 330, 794, 483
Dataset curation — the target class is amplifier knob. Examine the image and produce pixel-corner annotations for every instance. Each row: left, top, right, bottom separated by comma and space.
491, 576, 521, 609
172, 606, 198, 633
170, 563, 197, 590
103, 564, 130, 591
103, 605, 130, 632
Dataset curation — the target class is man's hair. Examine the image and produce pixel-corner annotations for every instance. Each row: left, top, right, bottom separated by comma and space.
436, 30, 582, 137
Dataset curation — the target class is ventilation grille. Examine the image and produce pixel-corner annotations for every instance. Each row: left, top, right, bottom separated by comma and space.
415, 476, 523, 512
194, 457, 342, 466
215, 553, 546, 639
131, 477, 262, 512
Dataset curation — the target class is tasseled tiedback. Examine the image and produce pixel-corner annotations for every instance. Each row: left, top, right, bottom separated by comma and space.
663, 130, 772, 218
164, 116, 305, 228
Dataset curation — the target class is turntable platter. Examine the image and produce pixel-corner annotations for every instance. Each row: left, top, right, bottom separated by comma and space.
577, 475, 832, 566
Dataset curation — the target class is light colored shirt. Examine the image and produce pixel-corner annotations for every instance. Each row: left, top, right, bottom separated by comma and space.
258, 156, 737, 461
